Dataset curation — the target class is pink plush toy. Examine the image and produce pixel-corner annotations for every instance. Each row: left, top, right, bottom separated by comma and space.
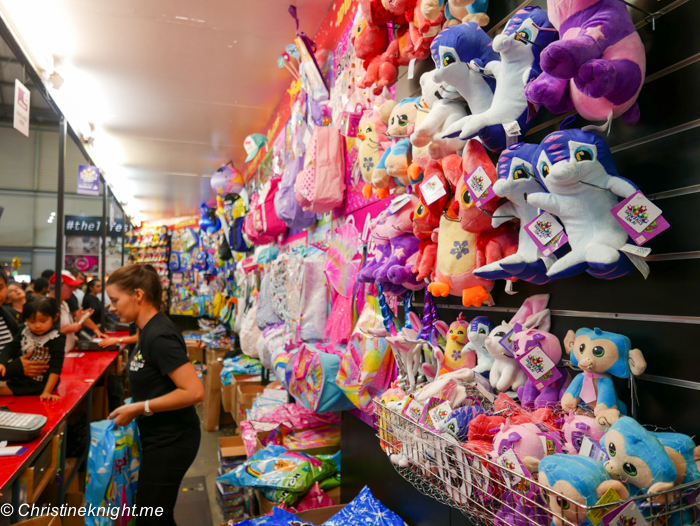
512, 328, 571, 410
524, 0, 646, 125
357, 108, 393, 199
491, 420, 547, 474
558, 411, 605, 454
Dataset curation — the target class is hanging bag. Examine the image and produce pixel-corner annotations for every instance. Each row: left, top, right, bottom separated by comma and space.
294, 127, 346, 213
286, 342, 354, 413
274, 156, 317, 229
253, 178, 288, 238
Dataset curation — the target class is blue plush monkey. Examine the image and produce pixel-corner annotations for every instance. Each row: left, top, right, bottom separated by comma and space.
561, 328, 646, 429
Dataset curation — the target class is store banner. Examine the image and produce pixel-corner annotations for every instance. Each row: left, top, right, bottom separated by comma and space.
65, 215, 124, 237
77, 165, 101, 196
13, 79, 30, 137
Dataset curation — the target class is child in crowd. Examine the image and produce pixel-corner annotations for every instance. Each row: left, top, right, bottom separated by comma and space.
0, 296, 66, 400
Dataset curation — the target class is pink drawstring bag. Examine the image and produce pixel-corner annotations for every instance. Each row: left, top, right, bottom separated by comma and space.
295, 126, 346, 213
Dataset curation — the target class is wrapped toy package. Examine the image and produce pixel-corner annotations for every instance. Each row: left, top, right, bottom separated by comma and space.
86, 418, 141, 526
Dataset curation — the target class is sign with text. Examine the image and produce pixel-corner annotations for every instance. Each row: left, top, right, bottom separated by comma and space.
13, 79, 30, 137
77, 165, 100, 196
65, 215, 124, 237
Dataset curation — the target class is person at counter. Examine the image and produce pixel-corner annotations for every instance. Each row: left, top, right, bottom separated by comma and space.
49, 271, 91, 352
0, 296, 65, 400
0, 269, 19, 350
5, 281, 26, 324
106, 263, 204, 526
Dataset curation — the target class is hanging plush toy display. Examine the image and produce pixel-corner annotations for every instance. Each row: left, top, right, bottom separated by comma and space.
357, 107, 393, 198
524, 0, 645, 125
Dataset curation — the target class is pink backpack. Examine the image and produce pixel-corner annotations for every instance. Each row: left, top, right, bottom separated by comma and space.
253, 178, 287, 238
294, 127, 346, 213
243, 194, 275, 246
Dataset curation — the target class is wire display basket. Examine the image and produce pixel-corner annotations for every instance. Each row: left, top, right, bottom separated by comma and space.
374, 400, 700, 526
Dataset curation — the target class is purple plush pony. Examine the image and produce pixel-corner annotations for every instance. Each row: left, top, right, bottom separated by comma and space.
525, 0, 645, 125
512, 329, 571, 410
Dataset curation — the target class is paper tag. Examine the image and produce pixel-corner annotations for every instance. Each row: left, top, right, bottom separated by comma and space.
620, 244, 652, 258
497, 449, 534, 497
538, 431, 563, 456
517, 344, 562, 389
428, 401, 453, 430
601, 501, 647, 526
625, 252, 650, 280
526, 212, 569, 256
503, 121, 522, 137
419, 397, 446, 431
587, 487, 621, 526
504, 280, 518, 295
579, 436, 609, 462
465, 166, 498, 208
499, 329, 515, 357
420, 174, 447, 205
408, 58, 416, 80
388, 194, 413, 214
611, 191, 669, 245
402, 398, 424, 423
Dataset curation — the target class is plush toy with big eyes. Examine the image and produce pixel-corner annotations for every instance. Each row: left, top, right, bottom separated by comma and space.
539, 455, 628, 526
474, 143, 556, 284
491, 420, 546, 475
561, 327, 646, 429
466, 315, 494, 375
430, 23, 504, 151
437, 405, 485, 443
602, 417, 677, 497
357, 109, 393, 199
436, 313, 474, 373
422, 0, 490, 27
557, 411, 605, 454
443, 7, 557, 145
524, 0, 645, 126
357, 211, 403, 295
527, 129, 639, 280
411, 194, 441, 282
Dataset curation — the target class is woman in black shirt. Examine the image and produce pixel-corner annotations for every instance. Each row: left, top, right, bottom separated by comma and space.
82, 278, 104, 326
106, 264, 204, 526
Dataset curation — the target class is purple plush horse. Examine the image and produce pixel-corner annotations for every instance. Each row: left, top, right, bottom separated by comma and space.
525, 0, 645, 125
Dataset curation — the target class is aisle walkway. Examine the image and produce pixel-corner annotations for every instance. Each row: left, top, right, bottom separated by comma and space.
174, 405, 236, 526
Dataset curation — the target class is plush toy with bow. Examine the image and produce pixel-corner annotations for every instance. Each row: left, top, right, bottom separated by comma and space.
512, 328, 571, 410
374, 194, 424, 293
558, 411, 605, 454
427, 147, 494, 308
357, 107, 394, 198
430, 23, 503, 151
422, 0, 489, 27
443, 7, 557, 146
451, 141, 519, 286
561, 328, 646, 429
539, 455, 628, 526
524, 0, 645, 125
484, 294, 551, 393
474, 143, 555, 284
491, 420, 548, 476
373, 98, 422, 197
357, 211, 404, 296
528, 129, 638, 280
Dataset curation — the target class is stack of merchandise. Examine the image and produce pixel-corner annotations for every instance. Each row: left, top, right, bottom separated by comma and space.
218, 436, 255, 522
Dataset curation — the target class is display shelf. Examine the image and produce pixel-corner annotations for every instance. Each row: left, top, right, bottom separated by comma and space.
374, 401, 700, 526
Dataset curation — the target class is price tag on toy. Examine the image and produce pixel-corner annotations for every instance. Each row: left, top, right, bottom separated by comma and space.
408, 58, 416, 80
499, 329, 515, 357
579, 436, 609, 462
525, 212, 569, 256
388, 194, 413, 214
503, 120, 521, 137
620, 244, 652, 258
497, 449, 533, 497
516, 343, 561, 389
421, 398, 451, 431
465, 166, 498, 208
601, 501, 646, 526
401, 398, 424, 423
611, 190, 669, 245
587, 487, 621, 526
420, 174, 447, 205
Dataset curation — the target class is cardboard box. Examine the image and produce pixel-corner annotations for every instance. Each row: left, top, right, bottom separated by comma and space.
14, 516, 62, 526
221, 384, 234, 413
62, 492, 85, 526
203, 386, 222, 432
206, 347, 228, 365
186, 344, 204, 364
218, 435, 247, 459
237, 384, 265, 407
206, 360, 224, 392
254, 429, 340, 456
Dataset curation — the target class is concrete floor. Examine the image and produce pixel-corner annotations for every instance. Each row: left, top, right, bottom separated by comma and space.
182, 404, 238, 526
